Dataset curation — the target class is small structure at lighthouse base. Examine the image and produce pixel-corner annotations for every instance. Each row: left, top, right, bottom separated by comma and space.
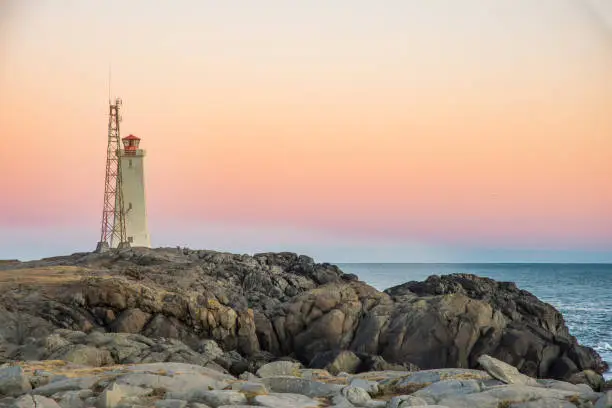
95, 241, 110, 253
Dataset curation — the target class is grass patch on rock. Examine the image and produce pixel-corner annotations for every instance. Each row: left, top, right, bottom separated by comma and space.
373, 377, 431, 401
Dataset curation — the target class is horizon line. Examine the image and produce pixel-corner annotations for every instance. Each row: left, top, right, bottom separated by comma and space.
334, 261, 612, 265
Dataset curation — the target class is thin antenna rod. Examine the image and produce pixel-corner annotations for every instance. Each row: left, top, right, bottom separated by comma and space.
108, 64, 112, 103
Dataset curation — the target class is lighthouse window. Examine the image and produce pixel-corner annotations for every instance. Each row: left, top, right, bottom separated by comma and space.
128, 202, 133, 210
129, 159, 133, 167
128, 236, 133, 243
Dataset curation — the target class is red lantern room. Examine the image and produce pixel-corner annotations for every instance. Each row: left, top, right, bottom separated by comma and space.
122, 134, 141, 156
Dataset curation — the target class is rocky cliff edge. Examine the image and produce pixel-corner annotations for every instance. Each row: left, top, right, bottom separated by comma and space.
0, 248, 607, 391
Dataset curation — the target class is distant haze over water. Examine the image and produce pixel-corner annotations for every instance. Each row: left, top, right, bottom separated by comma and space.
339, 263, 612, 380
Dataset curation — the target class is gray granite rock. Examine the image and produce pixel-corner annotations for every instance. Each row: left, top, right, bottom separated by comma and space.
234, 382, 267, 397
237, 372, 258, 381
256, 361, 301, 378
52, 389, 92, 408
0, 366, 31, 397
595, 391, 612, 408
437, 392, 500, 408
341, 385, 371, 406
11, 395, 61, 408
391, 368, 491, 387
477, 355, 539, 386
387, 395, 430, 407
411, 379, 481, 402
95, 383, 129, 408
328, 394, 356, 408
214, 406, 250, 408
31, 377, 99, 397
254, 393, 322, 408
154, 399, 188, 408
349, 378, 379, 395
175, 390, 246, 407
118, 371, 228, 397
259, 376, 343, 398
481, 384, 583, 401
508, 398, 579, 408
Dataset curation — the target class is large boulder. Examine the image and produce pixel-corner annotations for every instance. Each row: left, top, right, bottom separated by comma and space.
0, 366, 32, 397
310, 350, 362, 375
388, 274, 607, 374
256, 275, 607, 383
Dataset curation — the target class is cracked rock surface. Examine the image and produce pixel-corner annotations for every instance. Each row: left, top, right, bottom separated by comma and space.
0, 356, 607, 408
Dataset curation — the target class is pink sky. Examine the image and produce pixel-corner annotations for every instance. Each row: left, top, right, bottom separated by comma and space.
1, 0, 612, 261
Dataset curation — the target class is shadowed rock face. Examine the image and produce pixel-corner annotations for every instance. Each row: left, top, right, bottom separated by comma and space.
0, 248, 606, 386
384, 274, 608, 377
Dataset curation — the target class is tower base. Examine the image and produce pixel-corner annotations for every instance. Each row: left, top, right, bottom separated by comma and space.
94, 241, 110, 253
117, 242, 132, 250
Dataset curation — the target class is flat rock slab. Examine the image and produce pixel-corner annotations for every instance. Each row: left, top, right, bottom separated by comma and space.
215, 406, 254, 408
215, 406, 253, 408
437, 392, 501, 408
478, 355, 538, 386
166, 390, 246, 407
31, 376, 100, 397
154, 399, 188, 408
11, 395, 61, 408
509, 398, 578, 408
123, 363, 234, 382
254, 393, 322, 408
482, 384, 583, 401
390, 368, 492, 387
434, 384, 587, 408
260, 376, 344, 398
117, 372, 228, 394
538, 379, 594, 393
412, 379, 482, 402
351, 370, 414, 381
387, 395, 430, 408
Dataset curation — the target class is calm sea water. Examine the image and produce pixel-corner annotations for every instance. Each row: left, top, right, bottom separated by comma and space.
338, 263, 612, 380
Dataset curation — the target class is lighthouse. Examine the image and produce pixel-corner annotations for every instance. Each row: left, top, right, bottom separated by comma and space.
96, 98, 151, 253
111, 134, 151, 248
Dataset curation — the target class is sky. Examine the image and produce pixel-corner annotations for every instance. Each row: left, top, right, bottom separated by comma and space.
1, 0, 612, 263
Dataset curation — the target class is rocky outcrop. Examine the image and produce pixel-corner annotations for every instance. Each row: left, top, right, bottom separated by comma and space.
0, 248, 607, 390
386, 275, 609, 377
0, 249, 348, 359
0, 355, 609, 408
255, 277, 607, 386
9, 329, 223, 368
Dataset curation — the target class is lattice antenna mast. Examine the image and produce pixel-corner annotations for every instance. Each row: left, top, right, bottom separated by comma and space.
98, 98, 128, 249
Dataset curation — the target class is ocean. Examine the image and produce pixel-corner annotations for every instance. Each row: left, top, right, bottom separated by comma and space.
338, 263, 612, 380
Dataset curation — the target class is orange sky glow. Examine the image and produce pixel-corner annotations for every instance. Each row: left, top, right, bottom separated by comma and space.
1, 0, 611, 261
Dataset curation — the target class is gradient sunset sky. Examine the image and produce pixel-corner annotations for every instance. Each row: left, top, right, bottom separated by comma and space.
1, 0, 612, 262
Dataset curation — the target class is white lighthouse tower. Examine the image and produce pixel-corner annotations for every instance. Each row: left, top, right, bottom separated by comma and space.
110, 134, 151, 248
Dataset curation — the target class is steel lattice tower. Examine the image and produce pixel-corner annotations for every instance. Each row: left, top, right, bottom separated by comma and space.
95, 98, 129, 252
